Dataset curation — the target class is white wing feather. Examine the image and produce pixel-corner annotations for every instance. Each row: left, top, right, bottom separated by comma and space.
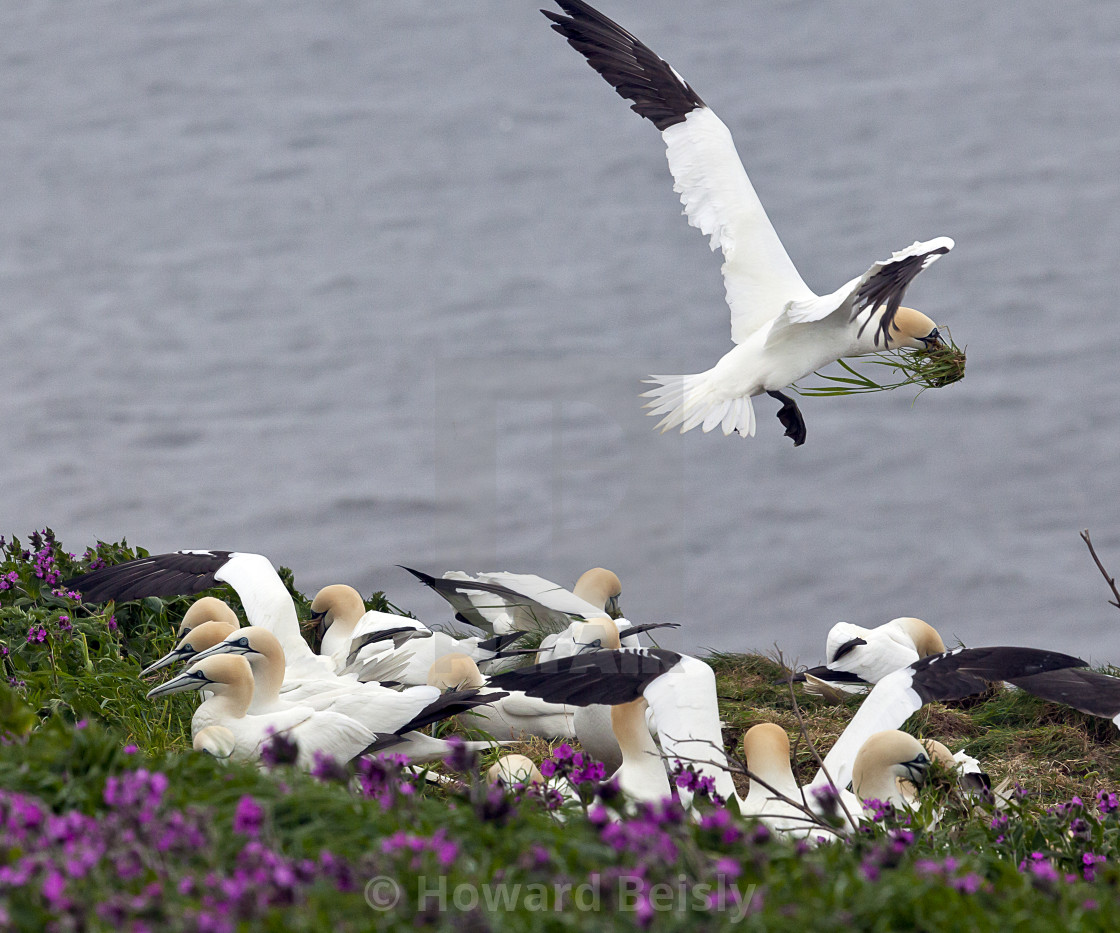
661, 107, 814, 343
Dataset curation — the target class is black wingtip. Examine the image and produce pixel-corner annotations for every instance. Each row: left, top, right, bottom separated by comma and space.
543, 0, 705, 131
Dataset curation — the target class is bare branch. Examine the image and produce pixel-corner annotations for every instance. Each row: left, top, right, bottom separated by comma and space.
778, 648, 860, 830
1081, 529, 1120, 610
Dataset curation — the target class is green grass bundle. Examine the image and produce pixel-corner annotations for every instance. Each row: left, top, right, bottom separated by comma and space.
795, 331, 966, 397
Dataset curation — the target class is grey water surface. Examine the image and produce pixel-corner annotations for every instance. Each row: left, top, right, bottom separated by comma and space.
3, 1, 1120, 665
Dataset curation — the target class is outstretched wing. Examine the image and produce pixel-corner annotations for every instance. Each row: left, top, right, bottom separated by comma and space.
544, 0, 814, 342
785, 237, 954, 346
63, 550, 235, 602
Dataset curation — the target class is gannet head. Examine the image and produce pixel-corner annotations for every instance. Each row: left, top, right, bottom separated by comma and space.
887, 307, 941, 351
887, 617, 947, 658
427, 652, 486, 690
177, 597, 240, 637
572, 615, 622, 653
852, 730, 931, 803
147, 654, 252, 700
142, 618, 239, 677
194, 725, 237, 760
573, 568, 623, 619
307, 584, 366, 642
487, 754, 544, 787
741, 723, 793, 783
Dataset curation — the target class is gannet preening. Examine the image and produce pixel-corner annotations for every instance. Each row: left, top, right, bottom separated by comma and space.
309, 584, 528, 685
427, 653, 575, 740
141, 618, 240, 677
402, 566, 622, 636
66, 551, 340, 680
188, 626, 504, 762
810, 646, 1088, 794
543, 0, 952, 445
193, 725, 237, 761
488, 646, 735, 806
148, 655, 379, 769
794, 618, 948, 695
176, 597, 240, 637
920, 739, 990, 795
851, 731, 932, 808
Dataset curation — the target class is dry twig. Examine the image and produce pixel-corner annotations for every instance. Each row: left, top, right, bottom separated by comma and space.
1081, 529, 1120, 610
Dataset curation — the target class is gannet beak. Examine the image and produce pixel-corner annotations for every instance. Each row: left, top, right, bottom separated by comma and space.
146, 669, 212, 699
307, 608, 329, 643
605, 595, 621, 620
919, 327, 942, 348
140, 646, 195, 678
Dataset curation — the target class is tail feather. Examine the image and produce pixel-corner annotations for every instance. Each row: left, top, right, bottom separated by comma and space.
641, 375, 755, 437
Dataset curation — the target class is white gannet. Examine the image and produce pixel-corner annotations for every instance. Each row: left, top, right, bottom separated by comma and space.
427, 653, 575, 741
66, 551, 339, 680
309, 584, 527, 685
403, 566, 622, 636
543, 0, 952, 446
142, 619, 240, 676
148, 655, 378, 769
189, 626, 504, 762
795, 617, 948, 695
809, 646, 1088, 795
488, 646, 735, 807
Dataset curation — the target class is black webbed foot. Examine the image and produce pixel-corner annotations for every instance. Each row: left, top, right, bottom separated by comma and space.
767, 390, 806, 447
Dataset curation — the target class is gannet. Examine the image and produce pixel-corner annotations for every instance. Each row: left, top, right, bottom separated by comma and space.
487, 754, 545, 788
403, 566, 622, 636
148, 655, 378, 769
176, 597, 240, 637
610, 698, 672, 803
809, 646, 1088, 794
488, 645, 734, 806
189, 626, 504, 762
851, 731, 932, 808
66, 551, 338, 679
427, 653, 575, 740
795, 617, 948, 695
193, 725, 237, 761
309, 584, 527, 685
142, 619, 240, 677
543, 0, 952, 445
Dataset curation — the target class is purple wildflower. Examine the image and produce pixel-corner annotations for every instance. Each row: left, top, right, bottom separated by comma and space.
259, 730, 300, 768
233, 796, 265, 837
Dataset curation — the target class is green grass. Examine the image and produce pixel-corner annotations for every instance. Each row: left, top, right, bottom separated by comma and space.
5, 530, 1120, 930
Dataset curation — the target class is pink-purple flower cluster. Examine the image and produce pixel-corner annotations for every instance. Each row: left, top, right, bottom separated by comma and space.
541, 743, 607, 785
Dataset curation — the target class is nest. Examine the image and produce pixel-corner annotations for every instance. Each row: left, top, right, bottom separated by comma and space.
795, 330, 966, 397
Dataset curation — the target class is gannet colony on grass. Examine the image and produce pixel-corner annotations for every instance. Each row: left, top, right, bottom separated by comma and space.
57, 543, 1120, 840
544, 0, 963, 446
